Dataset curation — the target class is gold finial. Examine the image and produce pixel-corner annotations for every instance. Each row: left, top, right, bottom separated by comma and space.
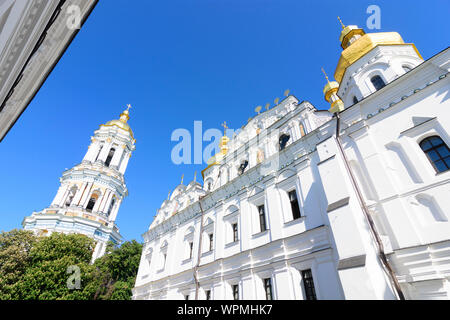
193, 171, 197, 183
126, 104, 132, 112
321, 67, 331, 84
337, 16, 345, 29
181, 174, 184, 185
221, 121, 228, 135
167, 190, 171, 200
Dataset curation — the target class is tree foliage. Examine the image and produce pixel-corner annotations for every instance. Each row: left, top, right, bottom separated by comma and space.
0, 229, 142, 300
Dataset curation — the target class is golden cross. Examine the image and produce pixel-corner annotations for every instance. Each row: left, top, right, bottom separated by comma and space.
181, 174, 184, 185
221, 121, 228, 135
126, 104, 132, 112
337, 16, 345, 29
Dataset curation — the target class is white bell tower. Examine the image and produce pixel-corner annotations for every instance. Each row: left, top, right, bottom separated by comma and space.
22, 105, 136, 260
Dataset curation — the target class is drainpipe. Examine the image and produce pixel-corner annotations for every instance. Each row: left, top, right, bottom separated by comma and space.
334, 112, 405, 300
193, 196, 206, 300
194, 170, 221, 300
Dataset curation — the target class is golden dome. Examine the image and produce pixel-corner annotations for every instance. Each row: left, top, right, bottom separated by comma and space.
334, 32, 414, 83
101, 106, 134, 138
323, 81, 339, 102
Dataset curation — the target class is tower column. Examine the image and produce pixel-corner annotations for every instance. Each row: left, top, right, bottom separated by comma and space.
98, 142, 113, 163
83, 140, 101, 163
72, 183, 87, 207
100, 190, 113, 213
119, 152, 131, 174
79, 183, 93, 208
109, 198, 122, 222
52, 184, 69, 207
103, 192, 115, 216
98, 189, 111, 213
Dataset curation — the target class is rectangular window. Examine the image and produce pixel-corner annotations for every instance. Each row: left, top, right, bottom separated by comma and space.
209, 233, 214, 251
185, 294, 189, 300
258, 204, 267, 232
189, 242, 193, 259
232, 284, 239, 300
264, 278, 273, 300
232, 223, 238, 242
205, 290, 211, 300
301, 269, 317, 300
288, 190, 301, 220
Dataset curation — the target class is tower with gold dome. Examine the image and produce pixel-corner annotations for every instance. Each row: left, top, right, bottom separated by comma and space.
322, 17, 424, 111
22, 106, 136, 260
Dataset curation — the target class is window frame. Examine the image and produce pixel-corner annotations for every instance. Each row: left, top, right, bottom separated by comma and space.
232, 284, 239, 300
232, 223, 238, 242
301, 269, 317, 300
258, 204, 267, 232
264, 278, 273, 300
419, 136, 450, 174
288, 189, 302, 220
370, 74, 386, 91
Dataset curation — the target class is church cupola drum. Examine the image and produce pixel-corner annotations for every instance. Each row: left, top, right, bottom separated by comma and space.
22, 105, 136, 260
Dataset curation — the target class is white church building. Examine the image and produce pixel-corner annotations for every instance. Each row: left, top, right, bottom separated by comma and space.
132, 21, 450, 300
22, 106, 136, 260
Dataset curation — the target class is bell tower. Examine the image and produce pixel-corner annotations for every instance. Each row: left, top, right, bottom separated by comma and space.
22, 105, 136, 260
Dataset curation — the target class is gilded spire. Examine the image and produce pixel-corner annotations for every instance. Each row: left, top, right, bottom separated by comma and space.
337, 16, 345, 29
321, 67, 330, 84
221, 121, 228, 136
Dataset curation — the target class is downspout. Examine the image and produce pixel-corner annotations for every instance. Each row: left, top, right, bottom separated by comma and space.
193, 195, 205, 300
334, 112, 405, 300
194, 170, 221, 300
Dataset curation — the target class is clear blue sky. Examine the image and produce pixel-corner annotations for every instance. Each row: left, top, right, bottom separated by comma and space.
0, 0, 449, 242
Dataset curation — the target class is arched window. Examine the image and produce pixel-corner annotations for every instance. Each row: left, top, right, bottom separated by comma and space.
370, 75, 386, 91
353, 96, 359, 104
279, 134, 290, 151
65, 186, 77, 207
299, 123, 306, 137
238, 160, 248, 175
107, 197, 116, 216
105, 148, 115, 167
419, 136, 450, 173
86, 193, 99, 212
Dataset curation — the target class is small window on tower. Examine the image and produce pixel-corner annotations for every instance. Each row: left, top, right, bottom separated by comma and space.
86, 193, 99, 212
238, 160, 248, 175
279, 134, 290, 151
65, 187, 77, 207
105, 148, 115, 167
370, 75, 386, 91
107, 198, 116, 216
353, 96, 358, 104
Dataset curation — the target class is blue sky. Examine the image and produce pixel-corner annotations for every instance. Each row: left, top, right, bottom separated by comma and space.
0, 0, 449, 242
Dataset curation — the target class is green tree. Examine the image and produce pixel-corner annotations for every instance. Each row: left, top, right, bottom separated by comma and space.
0, 230, 142, 300
7, 232, 97, 300
0, 229, 37, 299
93, 240, 142, 300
